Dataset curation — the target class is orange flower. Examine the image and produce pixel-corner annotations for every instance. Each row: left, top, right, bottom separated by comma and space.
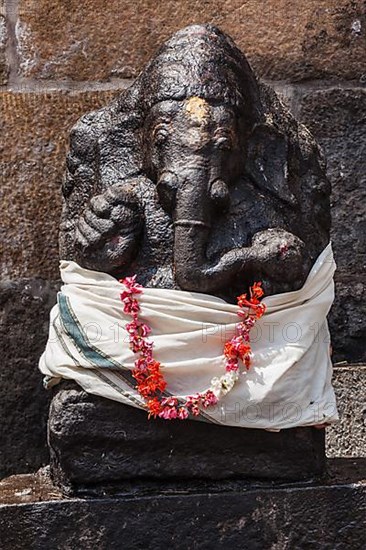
121, 273, 265, 420
147, 360, 162, 373
253, 302, 266, 319
237, 293, 251, 309
237, 342, 251, 361
252, 281, 264, 297
147, 397, 163, 418
137, 382, 154, 399
224, 341, 237, 359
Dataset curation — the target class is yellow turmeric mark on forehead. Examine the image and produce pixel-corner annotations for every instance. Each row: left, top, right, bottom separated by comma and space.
184, 97, 211, 124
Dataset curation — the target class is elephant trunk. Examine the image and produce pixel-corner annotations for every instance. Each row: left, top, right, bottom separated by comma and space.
173, 168, 252, 292
173, 166, 210, 289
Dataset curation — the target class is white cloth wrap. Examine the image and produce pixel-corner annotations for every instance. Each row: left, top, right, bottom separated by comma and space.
39, 243, 338, 430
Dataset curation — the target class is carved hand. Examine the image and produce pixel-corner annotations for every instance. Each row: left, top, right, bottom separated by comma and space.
74, 183, 142, 272
250, 228, 311, 283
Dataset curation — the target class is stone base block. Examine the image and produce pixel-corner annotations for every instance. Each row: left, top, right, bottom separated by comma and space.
0, 461, 365, 549
49, 383, 325, 495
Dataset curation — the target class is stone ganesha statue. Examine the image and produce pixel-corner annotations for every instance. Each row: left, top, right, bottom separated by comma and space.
60, 24, 330, 301
47, 25, 333, 493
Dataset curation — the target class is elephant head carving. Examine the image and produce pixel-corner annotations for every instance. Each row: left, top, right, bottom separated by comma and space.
60, 24, 330, 301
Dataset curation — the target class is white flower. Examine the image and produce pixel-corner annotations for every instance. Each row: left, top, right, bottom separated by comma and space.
210, 376, 224, 398
210, 369, 240, 398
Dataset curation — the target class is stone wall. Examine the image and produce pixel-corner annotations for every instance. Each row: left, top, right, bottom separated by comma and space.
1, 0, 365, 477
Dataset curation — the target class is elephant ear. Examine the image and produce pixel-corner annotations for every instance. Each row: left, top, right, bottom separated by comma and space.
60, 85, 144, 260
246, 123, 296, 206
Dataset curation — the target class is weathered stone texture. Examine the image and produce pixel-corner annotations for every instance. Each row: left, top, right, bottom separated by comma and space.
0, 465, 365, 550
0, 358, 363, 482
0, 1, 8, 85
0, 279, 59, 479
48, 383, 326, 495
1, 89, 364, 357
299, 87, 366, 362
0, 90, 118, 281
327, 366, 366, 458
17, 0, 366, 82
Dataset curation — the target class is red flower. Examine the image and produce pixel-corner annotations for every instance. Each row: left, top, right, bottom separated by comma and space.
120, 272, 265, 421
250, 281, 264, 303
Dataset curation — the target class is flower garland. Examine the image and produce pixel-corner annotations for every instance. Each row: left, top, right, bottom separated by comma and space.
120, 277, 266, 420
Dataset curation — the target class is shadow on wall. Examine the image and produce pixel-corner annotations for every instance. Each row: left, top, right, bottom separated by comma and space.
0, 279, 59, 479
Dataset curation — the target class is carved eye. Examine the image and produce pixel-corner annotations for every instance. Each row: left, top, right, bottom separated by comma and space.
153, 124, 169, 146
216, 137, 232, 150
214, 130, 233, 151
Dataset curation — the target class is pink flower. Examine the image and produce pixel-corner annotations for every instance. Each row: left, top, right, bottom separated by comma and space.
121, 271, 265, 421
138, 323, 151, 337
185, 395, 198, 406
126, 320, 151, 337
201, 390, 219, 407
225, 359, 239, 372
159, 406, 178, 420
178, 407, 189, 420
121, 275, 143, 294
140, 340, 153, 356
236, 326, 250, 341
122, 296, 140, 315
129, 334, 143, 352
120, 290, 132, 301
161, 396, 178, 408
134, 358, 148, 372
242, 316, 256, 328
190, 404, 200, 416
126, 319, 139, 334
185, 396, 201, 416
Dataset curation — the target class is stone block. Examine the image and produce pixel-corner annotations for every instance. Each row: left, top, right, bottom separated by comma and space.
299, 87, 366, 362
0, 90, 118, 281
327, 365, 366, 458
48, 382, 326, 495
0, 278, 58, 478
0, 462, 365, 549
0, 2, 8, 85
17, 0, 366, 82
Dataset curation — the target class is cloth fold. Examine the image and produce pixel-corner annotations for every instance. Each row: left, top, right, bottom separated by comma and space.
39, 243, 338, 429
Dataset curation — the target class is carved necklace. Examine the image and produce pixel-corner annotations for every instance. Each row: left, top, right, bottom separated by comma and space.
120, 277, 266, 420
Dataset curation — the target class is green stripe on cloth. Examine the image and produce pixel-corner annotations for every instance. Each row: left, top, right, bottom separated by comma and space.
58, 292, 217, 424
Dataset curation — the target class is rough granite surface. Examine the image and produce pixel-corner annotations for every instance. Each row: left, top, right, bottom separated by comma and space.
17, 0, 366, 82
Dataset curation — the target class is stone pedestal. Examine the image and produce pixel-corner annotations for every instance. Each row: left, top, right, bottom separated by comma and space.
48, 382, 325, 496
1, 461, 365, 549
